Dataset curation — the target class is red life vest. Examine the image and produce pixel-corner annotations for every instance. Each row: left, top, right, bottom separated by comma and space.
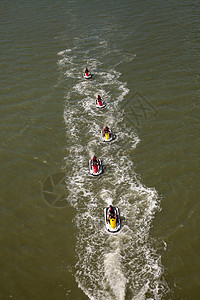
109, 208, 114, 214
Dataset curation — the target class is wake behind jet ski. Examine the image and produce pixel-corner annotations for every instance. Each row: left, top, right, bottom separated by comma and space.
102, 126, 113, 142
96, 95, 106, 108
83, 67, 92, 79
89, 155, 102, 176
104, 205, 121, 233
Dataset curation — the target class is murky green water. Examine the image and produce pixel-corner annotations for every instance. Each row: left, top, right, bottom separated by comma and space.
1, 1, 199, 299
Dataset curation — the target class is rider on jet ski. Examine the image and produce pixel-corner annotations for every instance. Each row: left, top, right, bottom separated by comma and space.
107, 205, 117, 222
96, 95, 103, 106
103, 125, 110, 137
84, 67, 89, 75
92, 155, 99, 166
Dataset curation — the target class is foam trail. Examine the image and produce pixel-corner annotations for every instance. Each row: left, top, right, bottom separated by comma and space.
58, 38, 169, 299
104, 250, 126, 300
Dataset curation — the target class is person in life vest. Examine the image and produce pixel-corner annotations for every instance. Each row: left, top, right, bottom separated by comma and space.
84, 68, 89, 76
109, 205, 114, 216
107, 205, 117, 222
103, 125, 110, 137
96, 95, 103, 106
92, 155, 99, 166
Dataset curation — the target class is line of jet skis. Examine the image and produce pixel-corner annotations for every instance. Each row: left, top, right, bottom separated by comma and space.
84, 68, 121, 233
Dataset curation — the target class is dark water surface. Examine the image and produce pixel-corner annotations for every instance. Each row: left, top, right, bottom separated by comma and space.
1, 1, 200, 299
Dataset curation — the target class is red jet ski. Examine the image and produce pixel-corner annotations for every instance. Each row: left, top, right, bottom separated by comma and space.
96, 96, 106, 108
83, 68, 92, 79
89, 158, 102, 176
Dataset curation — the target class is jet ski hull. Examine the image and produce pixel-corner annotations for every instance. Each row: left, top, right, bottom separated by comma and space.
89, 159, 102, 176
104, 207, 121, 233
83, 72, 92, 79
96, 101, 106, 109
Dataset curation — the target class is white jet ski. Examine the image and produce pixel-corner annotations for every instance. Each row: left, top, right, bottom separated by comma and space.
102, 130, 113, 142
83, 72, 92, 79
96, 99, 106, 109
104, 206, 121, 233
89, 159, 102, 176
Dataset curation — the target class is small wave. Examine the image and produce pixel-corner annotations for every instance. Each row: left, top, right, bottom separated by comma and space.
57, 49, 72, 55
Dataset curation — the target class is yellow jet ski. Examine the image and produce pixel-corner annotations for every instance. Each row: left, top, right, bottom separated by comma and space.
104, 206, 121, 233
102, 129, 113, 142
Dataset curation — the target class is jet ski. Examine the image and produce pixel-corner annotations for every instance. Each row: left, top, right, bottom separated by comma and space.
102, 130, 113, 142
83, 72, 92, 79
104, 206, 121, 233
96, 99, 106, 109
89, 158, 102, 176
